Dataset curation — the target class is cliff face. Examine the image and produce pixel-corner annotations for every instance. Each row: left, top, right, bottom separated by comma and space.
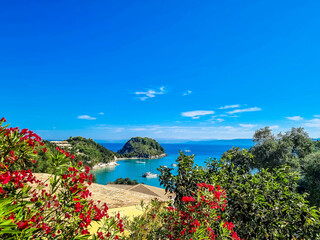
117, 137, 166, 159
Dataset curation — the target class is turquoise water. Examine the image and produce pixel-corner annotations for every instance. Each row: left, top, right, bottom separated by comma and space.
92, 143, 252, 188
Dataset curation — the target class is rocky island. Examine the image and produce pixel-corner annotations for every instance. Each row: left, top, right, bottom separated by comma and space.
117, 137, 166, 159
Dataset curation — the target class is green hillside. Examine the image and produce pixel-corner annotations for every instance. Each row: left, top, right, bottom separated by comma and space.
67, 136, 119, 166
118, 137, 165, 158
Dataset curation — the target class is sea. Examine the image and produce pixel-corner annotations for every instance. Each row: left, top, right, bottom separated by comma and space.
92, 141, 253, 188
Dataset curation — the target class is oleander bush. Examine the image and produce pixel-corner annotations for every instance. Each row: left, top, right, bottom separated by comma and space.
126, 184, 241, 240
0, 118, 124, 239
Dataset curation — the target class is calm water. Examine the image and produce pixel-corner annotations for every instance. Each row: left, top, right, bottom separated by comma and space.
92, 143, 252, 188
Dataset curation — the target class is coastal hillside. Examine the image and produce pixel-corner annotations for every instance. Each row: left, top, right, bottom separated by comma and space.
118, 137, 166, 158
67, 136, 119, 166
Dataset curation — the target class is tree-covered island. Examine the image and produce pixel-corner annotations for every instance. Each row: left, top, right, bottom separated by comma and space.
117, 137, 166, 159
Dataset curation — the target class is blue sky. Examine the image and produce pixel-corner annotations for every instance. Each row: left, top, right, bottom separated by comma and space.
1, 0, 320, 141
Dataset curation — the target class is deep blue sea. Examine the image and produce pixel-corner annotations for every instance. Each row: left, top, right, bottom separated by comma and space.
92, 142, 252, 188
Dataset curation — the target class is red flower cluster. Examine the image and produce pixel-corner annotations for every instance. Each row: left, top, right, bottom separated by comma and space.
0, 118, 124, 239
181, 196, 195, 203
161, 183, 242, 240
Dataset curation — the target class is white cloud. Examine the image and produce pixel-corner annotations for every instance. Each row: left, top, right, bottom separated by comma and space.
286, 116, 303, 121
77, 115, 96, 120
99, 112, 104, 115
181, 110, 215, 119
314, 115, 320, 118
216, 118, 225, 122
304, 119, 320, 128
228, 107, 261, 114
219, 104, 240, 110
270, 125, 279, 130
239, 124, 256, 128
135, 86, 165, 101
183, 90, 192, 96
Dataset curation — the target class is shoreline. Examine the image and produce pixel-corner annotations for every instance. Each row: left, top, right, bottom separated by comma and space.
91, 153, 167, 170
115, 153, 167, 161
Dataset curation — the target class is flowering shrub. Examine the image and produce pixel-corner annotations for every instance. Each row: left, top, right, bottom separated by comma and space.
0, 118, 124, 239
157, 183, 241, 240
126, 182, 241, 240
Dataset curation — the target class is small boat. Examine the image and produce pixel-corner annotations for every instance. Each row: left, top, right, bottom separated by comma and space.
171, 163, 177, 167
142, 172, 158, 178
136, 161, 146, 164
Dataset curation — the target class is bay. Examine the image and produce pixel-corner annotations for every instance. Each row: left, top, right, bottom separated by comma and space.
92, 143, 252, 188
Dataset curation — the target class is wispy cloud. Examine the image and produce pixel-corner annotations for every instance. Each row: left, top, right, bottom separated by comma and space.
239, 124, 256, 128
99, 112, 104, 115
135, 86, 165, 101
216, 118, 225, 122
77, 115, 96, 120
219, 104, 240, 110
208, 116, 225, 123
304, 119, 320, 128
228, 107, 261, 114
181, 110, 215, 119
314, 115, 320, 118
270, 125, 279, 130
90, 124, 256, 140
286, 116, 303, 121
183, 90, 192, 96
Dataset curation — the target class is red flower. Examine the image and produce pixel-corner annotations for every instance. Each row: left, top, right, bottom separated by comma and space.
3, 174, 11, 184
0, 117, 6, 122
181, 196, 195, 203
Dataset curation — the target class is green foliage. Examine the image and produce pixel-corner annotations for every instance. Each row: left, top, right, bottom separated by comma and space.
212, 158, 320, 239
159, 152, 320, 239
31, 140, 58, 173
111, 177, 139, 185
67, 137, 119, 166
251, 127, 313, 170
158, 152, 208, 208
0, 198, 25, 238
314, 140, 320, 151
118, 137, 165, 158
300, 152, 320, 206
221, 147, 254, 173
281, 127, 315, 158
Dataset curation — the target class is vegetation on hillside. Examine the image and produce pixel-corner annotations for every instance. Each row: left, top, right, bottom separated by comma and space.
118, 137, 165, 158
67, 136, 119, 167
